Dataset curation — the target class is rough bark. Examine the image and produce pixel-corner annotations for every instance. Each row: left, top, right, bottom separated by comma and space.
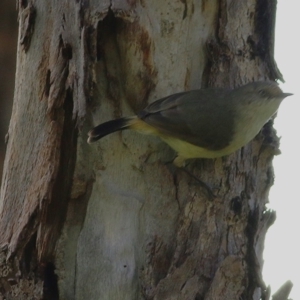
0, 0, 284, 299
0, 0, 18, 183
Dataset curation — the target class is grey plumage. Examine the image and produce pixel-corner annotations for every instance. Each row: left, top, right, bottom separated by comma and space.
88, 81, 292, 167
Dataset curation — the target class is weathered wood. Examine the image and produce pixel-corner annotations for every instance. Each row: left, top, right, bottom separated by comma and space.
0, 0, 284, 299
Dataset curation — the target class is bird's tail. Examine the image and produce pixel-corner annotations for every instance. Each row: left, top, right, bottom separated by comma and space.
87, 116, 137, 143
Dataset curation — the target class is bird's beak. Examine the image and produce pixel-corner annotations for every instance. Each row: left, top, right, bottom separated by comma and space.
282, 93, 293, 98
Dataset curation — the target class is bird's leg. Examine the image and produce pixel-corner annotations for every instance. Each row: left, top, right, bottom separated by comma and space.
179, 167, 216, 199
165, 156, 216, 199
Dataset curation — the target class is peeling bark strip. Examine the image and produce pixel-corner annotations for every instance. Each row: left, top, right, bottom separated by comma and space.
254, 0, 283, 80
19, 3, 36, 52
0, 0, 88, 297
0, 0, 287, 299
46, 35, 71, 118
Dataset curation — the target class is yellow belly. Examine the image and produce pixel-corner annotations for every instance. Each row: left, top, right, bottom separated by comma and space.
130, 119, 231, 167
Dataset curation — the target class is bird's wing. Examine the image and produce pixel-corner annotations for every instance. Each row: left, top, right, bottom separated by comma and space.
138, 89, 235, 150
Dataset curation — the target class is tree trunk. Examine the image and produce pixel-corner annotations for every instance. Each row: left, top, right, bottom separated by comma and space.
0, 0, 284, 299
0, 0, 18, 183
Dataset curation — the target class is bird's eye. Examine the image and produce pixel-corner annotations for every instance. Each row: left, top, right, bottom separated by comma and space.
258, 89, 268, 98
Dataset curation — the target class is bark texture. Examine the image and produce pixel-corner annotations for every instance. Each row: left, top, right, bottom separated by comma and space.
0, 0, 18, 183
0, 0, 283, 299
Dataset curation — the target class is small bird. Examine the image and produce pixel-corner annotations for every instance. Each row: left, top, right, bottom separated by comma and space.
88, 81, 292, 167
